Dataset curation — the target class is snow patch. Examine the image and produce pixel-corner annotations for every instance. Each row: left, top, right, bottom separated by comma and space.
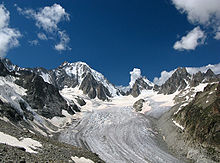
48, 110, 73, 128
40, 72, 52, 84
71, 156, 94, 163
172, 119, 184, 130
0, 132, 42, 153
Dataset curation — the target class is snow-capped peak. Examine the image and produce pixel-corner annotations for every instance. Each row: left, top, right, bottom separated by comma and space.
59, 61, 119, 96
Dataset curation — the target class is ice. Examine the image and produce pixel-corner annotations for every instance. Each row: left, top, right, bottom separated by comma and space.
60, 107, 182, 163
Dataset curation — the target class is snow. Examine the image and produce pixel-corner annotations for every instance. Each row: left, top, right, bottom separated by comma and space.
0, 76, 27, 96
62, 62, 119, 96
139, 100, 151, 114
71, 156, 94, 163
0, 76, 28, 115
172, 119, 184, 130
0, 116, 10, 122
47, 110, 73, 128
40, 72, 52, 84
174, 103, 188, 115
194, 83, 208, 93
0, 132, 42, 153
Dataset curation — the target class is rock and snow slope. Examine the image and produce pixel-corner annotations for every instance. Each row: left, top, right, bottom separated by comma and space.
0, 58, 220, 162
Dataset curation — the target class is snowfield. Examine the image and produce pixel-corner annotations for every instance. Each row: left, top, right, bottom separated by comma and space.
0, 132, 42, 153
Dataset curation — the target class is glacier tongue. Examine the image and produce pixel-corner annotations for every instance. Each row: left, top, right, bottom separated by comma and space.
59, 107, 182, 163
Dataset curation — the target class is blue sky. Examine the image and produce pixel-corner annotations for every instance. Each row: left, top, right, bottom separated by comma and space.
1, 0, 220, 86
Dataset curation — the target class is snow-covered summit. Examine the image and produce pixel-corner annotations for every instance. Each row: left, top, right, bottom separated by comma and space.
56, 61, 119, 97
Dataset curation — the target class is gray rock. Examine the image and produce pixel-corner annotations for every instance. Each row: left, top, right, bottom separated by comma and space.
133, 99, 145, 112
159, 67, 190, 94
76, 97, 86, 106
15, 71, 72, 119
130, 78, 153, 97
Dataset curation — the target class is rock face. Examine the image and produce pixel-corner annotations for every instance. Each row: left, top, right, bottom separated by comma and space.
79, 73, 111, 100
15, 71, 73, 119
28, 61, 118, 101
0, 60, 13, 77
158, 68, 220, 95
76, 97, 86, 106
129, 78, 153, 97
158, 67, 190, 94
0, 60, 78, 119
173, 82, 220, 159
133, 99, 145, 112
190, 69, 220, 87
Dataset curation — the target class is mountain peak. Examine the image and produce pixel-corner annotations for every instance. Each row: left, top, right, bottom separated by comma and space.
175, 67, 188, 76
205, 68, 215, 77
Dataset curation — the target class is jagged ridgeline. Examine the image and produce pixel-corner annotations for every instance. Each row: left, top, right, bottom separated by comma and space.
0, 58, 220, 162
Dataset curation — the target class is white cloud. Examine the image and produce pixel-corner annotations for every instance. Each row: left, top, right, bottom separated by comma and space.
0, 4, 21, 57
129, 68, 141, 87
214, 27, 220, 40
186, 63, 220, 75
154, 63, 220, 85
153, 70, 175, 86
17, 4, 70, 51
18, 4, 69, 32
55, 31, 70, 51
215, 32, 220, 40
173, 27, 206, 51
171, 0, 220, 25
28, 40, 39, 46
37, 33, 47, 40
172, 0, 220, 43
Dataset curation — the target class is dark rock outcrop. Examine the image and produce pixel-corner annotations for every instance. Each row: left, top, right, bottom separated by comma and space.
129, 78, 153, 97
0, 60, 13, 77
15, 71, 72, 119
76, 97, 86, 106
79, 73, 111, 100
190, 69, 220, 87
133, 99, 145, 112
158, 67, 191, 94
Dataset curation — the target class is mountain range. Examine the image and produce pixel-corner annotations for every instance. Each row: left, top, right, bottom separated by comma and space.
0, 58, 219, 162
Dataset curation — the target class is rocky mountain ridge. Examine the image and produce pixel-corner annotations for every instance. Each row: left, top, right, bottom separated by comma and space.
0, 58, 220, 162
2, 58, 220, 101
